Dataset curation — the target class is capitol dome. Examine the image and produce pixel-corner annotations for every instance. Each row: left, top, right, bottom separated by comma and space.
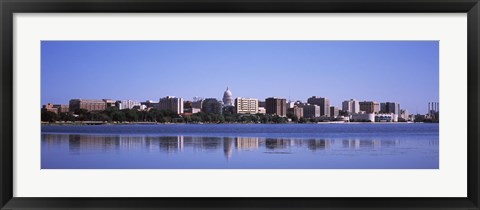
223, 87, 233, 106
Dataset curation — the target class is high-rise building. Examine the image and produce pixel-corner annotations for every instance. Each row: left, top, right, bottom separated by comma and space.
222, 87, 234, 106
258, 101, 266, 108
202, 98, 223, 114
359, 101, 380, 113
159, 96, 184, 114
235, 97, 259, 114
192, 98, 204, 109
297, 103, 320, 118
307, 96, 330, 117
380, 102, 400, 115
265, 97, 287, 116
330, 106, 339, 118
69, 99, 106, 112
286, 101, 295, 109
342, 99, 360, 114
287, 106, 304, 119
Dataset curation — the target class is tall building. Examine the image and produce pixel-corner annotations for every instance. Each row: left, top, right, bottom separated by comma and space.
380, 102, 400, 115
359, 101, 380, 113
287, 106, 304, 119
342, 99, 360, 114
69, 99, 106, 112
235, 97, 259, 114
307, 96, 330, 117
192, 98, 204, 109
223, 87, 233, 106
330, 106, 339, 118
159, 96, 184, 114
286, 101, 295, 109
202, 98, 223, 114
265, 97, 287, 116
297, 103, 320, 118
258, 101, 266, 108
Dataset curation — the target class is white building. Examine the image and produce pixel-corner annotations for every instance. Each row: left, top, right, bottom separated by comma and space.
117, 100, 141, 110
375, 113, 398, 122
223, 87, 234, 106
258, 107, 266, 114
159, 96, 184, 114
400, 109, 410, 121
342, 99, 360, 114
235, 97, 258, 114
351, 113, 375, 122
287, 101, 295, 109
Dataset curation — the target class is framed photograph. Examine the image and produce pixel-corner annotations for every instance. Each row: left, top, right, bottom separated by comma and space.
1, 0, 479, 209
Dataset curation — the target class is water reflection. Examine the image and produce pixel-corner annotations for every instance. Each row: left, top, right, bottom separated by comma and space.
41, 133, 416, 160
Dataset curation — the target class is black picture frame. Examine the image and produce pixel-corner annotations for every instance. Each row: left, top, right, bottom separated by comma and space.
1, 0, 479, 209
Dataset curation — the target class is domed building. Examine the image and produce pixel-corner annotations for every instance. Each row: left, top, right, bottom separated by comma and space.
223, 87, 233, 106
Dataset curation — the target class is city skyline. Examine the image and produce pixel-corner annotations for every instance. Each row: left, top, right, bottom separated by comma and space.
41, 41, 439, 114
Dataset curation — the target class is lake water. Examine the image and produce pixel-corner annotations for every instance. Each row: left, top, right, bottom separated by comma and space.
41, 123, 439, 169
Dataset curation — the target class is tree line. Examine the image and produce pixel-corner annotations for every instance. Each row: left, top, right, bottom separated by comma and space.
41, 107, 306, 124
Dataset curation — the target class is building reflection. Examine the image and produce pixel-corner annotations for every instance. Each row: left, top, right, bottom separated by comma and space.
143, 136, 185, 153
307, 139, 331, 151
235, 137, 259, 151
42, 134, 404, 159
223, 137, 234, 160
42, 133, 69, 149
265, 138, 290, 150
68, 134, 120, 153
341, 139, 397, 149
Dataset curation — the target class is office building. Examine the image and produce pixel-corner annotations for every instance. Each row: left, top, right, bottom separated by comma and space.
330, 106, 339, 118
307, 96, 330, 117
235, 97, 258, 114
287, 106, 304, 119
265, 97, 287, 116
117, 100, 141, 110
297, 103, 320, 118
141, 100, 160, 109
202, 98, 223, 114
380, 102, 400, 115
258, 107, 266, 114
258, 101, 266, 108
42, 103, 59, 114
69, 99, 106, 112
342, 99, 360, 114
159, 96, 184, 114
359, 101, 380, 113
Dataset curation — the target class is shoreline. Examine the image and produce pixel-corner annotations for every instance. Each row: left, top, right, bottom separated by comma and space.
41, 121, 431, 126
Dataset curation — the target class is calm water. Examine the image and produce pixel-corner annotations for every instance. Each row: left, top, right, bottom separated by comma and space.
41, 124, 439, 169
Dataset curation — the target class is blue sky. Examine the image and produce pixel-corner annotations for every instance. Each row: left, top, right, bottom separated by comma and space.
41, 41, 438, 114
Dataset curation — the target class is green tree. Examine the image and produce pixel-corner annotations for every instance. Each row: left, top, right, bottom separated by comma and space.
41, 110, 58, 122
